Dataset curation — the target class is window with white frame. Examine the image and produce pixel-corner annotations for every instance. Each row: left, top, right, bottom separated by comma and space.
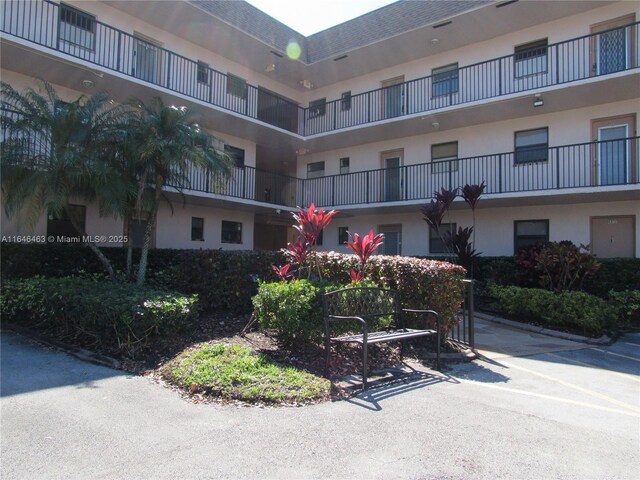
226, 74, 247, 99
429, 223, 456, 254
514, 220, 549, 252
514, 39, 548, 78
197, 61, 209, 84
341, 91, 351, 111
307, 161, 325, 179
514, 127, 548, 164
309, 98, 326, 118
339, 157, 350, 174
431, 141, 458, 173
432, 63, 459, 97
338, 226, 349, 245
191, 217, 204, 241
59, 4, 96, 50
221, 220, 242, 244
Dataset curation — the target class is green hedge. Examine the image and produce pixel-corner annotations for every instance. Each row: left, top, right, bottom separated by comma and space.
254, 253, 466, 346
0, 276, 199, 355
490, 285, 615, 336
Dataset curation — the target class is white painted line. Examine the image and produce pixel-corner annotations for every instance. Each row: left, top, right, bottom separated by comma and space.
591, 348, 640, 363
459, 380, 640, 418
544, 352, 640, 384
499, 359, 640, 414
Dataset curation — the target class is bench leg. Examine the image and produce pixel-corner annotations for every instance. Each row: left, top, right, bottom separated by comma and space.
324, 339, 331, 378
362, 342, 368, 391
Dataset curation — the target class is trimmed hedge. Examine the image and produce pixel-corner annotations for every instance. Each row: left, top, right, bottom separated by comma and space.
490, 285, 615, 336
254, 253, 467, 346
0, 276, 199, 355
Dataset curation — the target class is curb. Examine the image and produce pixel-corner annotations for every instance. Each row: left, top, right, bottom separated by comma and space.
2, 323, 122, 370
474, 312, 613, 345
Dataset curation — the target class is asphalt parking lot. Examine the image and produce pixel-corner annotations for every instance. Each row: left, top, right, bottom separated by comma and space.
1, 325, 638, 480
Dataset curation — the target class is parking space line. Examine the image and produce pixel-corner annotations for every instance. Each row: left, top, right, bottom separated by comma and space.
499, 359, 640, 414
459, 380, 640, 418
590, 348, 640, 363
544, 352, 640, 383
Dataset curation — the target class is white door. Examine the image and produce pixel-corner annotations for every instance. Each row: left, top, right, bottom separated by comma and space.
598, 125, 628, 185
134, 35, 160, 83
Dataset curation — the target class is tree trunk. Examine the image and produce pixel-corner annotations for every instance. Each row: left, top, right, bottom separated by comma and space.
136, 174, 162, 287
64, 204, 116, 280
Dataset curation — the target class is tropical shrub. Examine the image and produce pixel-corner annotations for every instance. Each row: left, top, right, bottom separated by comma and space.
252, 278, 391, 347
608, 290, 640, 330
1, 276, 199, 355
490, 285, 614, 336
515, 241, 600, 292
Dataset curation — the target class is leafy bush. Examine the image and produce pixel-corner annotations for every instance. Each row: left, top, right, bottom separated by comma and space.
583, 258, 640, 297
0, 276, 198, 355
608, 290, 640, 330
254, 254, 466, 346
253, 279, 390, 346
316, 252, 466, 332
171, 249, 284, 312
253, 279, 326, 346
161, 343, 330, 404
514, 241, 600, 292
490, 285, 615, 336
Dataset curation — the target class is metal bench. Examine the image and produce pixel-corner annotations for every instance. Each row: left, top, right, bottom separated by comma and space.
322, 287, 441, 390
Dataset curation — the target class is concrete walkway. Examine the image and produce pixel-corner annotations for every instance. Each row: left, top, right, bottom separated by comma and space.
1, 322, 638, 480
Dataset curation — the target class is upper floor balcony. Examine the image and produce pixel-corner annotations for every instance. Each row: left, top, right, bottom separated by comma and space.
180, 136, 640, 210
1, 0, 638, 143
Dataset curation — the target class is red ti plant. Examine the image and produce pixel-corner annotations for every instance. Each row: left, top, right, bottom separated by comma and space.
292, 203, 339, 247
275, 203, 339, 279
272, 263, 295, 281
345, 230, 385, 282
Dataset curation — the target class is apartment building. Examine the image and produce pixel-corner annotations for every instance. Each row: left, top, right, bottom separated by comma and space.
1, 0, 638, 257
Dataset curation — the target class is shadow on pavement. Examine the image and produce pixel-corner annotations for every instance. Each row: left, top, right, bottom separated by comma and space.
1, 331, 125, 398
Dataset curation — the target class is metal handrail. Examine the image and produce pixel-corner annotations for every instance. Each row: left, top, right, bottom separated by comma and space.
1, 0, 638, 137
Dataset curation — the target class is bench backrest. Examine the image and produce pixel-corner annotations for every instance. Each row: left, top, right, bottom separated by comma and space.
322, 287, 400, 326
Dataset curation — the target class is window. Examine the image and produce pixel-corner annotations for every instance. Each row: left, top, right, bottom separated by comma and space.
309, 98, 326, 118
515, 127, 548, 163
191, 217, 204, 241
431, 141, 458, 173
307, 161, 325, 179
514, 220, 549, 252
429, 223, 456, 254
224, 145, 245, 167
197, 61, 209, 84
221, 221, 242, 244
226, 74, 247, 99
338, 226, 349, 245
341, 91, 352, 111
59, 4, 95, 50
514, 39, 548, 78
432, 63, 459, 97
47, 204, 86, 242
339, 157, 350, 174
316, 230, 323, 246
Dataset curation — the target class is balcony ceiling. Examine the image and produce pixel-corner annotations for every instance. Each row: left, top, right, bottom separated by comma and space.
105, 0, 612, 91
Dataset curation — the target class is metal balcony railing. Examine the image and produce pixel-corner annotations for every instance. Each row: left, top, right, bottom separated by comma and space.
1, 0, 638, 137
303, 137, 639, 208
2, 100, 637, 209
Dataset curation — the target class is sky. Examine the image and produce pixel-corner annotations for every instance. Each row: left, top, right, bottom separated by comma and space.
245, 0, 399, 36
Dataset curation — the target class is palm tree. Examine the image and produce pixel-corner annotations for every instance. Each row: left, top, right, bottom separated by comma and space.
126, 97, 232, 286
0, 80, 132, 279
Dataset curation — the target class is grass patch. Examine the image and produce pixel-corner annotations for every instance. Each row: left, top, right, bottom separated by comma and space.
161, 343, 331, 404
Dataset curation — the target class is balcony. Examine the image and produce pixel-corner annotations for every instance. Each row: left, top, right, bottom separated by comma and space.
1, 0, 638, 140
177, 137, 639, 209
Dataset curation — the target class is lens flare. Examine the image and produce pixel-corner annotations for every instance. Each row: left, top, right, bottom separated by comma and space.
286, 41, 301, 60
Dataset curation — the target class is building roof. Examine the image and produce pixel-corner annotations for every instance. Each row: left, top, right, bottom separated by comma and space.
189, 0, 491, 64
